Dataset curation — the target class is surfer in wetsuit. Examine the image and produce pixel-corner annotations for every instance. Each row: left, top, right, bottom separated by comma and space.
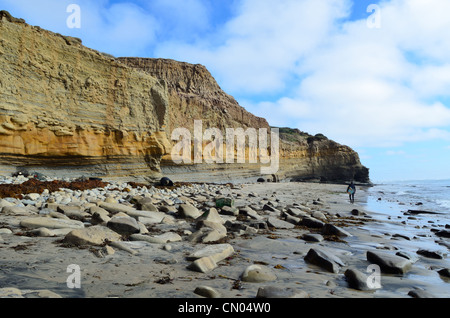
347, 181, 356, 203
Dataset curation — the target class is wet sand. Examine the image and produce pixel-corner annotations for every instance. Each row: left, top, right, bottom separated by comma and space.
0, 181, 449, 299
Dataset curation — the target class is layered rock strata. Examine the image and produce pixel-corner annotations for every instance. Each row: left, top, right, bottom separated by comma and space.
0, 12, 170, 179
118, 58, 370, 183
0, 11, 369, 183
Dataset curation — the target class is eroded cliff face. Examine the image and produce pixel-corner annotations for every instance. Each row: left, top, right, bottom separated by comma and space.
0, 12, 369, 183
119, 58, 370, 183
0, 12, 171, 179
117, 57, 270, 135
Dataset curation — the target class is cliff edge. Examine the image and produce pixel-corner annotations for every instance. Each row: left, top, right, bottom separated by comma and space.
118, 58, 370, 184
0, 11, 171, 180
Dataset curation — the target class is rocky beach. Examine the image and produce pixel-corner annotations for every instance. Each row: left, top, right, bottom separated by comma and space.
0, 175, 448, 299
0, 10, 448, 302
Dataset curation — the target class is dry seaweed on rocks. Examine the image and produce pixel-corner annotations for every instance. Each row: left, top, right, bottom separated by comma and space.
0, 178, 109, 199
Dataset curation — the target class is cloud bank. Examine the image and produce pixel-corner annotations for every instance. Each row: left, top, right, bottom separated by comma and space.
154, 0, 450, 149
2, 0, 450, 151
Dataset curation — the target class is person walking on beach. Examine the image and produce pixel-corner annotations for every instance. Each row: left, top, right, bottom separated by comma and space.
347, 181, 356, 203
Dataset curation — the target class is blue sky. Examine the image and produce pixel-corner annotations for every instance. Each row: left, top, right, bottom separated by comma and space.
1, 0, 450, 182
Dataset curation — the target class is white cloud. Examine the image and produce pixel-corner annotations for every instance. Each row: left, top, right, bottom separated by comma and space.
143, 0, 211, 40
154, 0, 450, 149
386, 150, 406, 156
155, 0, 352, 94
255, 0, 450, 147
3, 0, 450, 150
1, 0, 158, 57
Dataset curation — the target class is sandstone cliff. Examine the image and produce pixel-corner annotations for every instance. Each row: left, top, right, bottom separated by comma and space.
0, 11, 369, 184
0, 11, 171, 179
119, 58, 370, 184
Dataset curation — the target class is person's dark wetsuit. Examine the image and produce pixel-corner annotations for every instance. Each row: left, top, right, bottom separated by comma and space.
347, 182, 356, 203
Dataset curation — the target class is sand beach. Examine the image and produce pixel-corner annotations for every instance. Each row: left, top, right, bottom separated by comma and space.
0, 177, 448, 300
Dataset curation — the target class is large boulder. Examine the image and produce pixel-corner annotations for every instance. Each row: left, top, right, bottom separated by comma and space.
63, 225, 121, 246
366, 251, 412, 274
345, 268, 381, 291
304, 248, 345, 273
107, 216, 140, 236
178, 204, 202, 219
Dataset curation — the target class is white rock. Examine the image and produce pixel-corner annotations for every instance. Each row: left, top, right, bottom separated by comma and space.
20, 217, 85, 230
63, 225, 121, 246
241, 265, 277, 283
187, 244, 234, 263
130, 232, 182, 244
187, 256, 217, 273
24, 193, 40, 201
0, 228, 13, 234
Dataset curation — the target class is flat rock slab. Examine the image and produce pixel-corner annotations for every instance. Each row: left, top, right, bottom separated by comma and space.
20, 217, 84, 230
304, 247, 345, 273
107, 216, 140, 236
301, 216, 325, 229
187, 244, 235, 263
98, 202, 137, 214
196, 208, 225, 224
126, 210, 166, 220
366, 251, 412, 274
63, 225, 122, 246
1, 206, 33, 215
267, 217, 295, 229
130, 232, 182, 244
322, 224, 352, 237
435, 230, 450, 238
302, 233, 324, 242
416, 249, 445, 259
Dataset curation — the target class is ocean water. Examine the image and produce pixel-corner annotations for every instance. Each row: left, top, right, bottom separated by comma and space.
365, 179, 450, 219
